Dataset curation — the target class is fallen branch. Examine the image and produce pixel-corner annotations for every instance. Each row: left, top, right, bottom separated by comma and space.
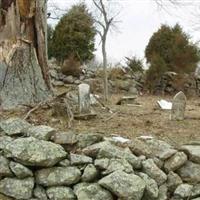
93, 95, 113, 113
23, 101, 43, 120
103, 111, 119, 122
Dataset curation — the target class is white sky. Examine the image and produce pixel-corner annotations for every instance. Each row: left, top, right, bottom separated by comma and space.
48, 0, 200, 66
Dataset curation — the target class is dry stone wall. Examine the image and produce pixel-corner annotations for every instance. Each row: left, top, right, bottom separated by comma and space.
0, 117, 200, 200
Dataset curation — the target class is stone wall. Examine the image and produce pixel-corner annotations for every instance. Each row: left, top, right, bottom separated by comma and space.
0, 118, 200, 200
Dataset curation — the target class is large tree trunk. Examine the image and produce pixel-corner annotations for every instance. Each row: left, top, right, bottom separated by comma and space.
0, 0, 51, 109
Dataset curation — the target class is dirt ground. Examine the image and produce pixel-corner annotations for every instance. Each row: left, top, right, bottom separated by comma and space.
1, 94, 200, 146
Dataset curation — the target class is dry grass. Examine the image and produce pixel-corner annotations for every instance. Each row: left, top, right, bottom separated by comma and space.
1, 94, 200, 146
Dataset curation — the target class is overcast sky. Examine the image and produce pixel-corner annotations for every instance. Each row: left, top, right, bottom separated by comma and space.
48, 0, 200, 66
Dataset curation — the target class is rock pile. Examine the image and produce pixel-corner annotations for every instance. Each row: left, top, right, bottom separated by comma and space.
0, 117, 200, 200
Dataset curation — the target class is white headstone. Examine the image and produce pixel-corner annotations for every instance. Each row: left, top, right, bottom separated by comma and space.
78, 83, 91, 114
171, 91, 186, 121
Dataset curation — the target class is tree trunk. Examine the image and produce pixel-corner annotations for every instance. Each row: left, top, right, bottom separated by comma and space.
0, 0, 51, 109
102, 35, 108, 102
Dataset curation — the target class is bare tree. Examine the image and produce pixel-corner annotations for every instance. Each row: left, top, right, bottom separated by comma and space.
0, 0, 51, 109
92, 0, 120, 102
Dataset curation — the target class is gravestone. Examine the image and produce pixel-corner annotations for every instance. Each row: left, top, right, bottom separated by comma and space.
171, 91, 186, 121
78, 83, 91, 114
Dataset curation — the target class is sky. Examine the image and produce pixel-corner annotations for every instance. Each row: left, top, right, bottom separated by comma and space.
48, 0, 200, 66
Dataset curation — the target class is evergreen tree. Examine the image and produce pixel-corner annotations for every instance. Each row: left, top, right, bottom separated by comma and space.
50, 3, 96, 63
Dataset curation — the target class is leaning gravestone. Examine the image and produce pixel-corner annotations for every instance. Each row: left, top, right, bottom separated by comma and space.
171, 91, 186, 121
78, 83, 91, 114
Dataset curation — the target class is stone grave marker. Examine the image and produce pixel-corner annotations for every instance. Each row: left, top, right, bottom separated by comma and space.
171, 91, 186, 121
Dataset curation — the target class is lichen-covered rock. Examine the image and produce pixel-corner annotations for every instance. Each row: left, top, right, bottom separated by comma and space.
142, 159, 167, 186
26, 125, 55, 141
46, 186, 76, 200
137, 172, 159, 199
9, 161, 33, 178
181, 144, 200, 164
166, 171, 182, 192
51, 131, 78, 145
76, 133, 103, 148
82, 141, 111, 158
33, 185, 48, 200
0, 177, 34, 199
0, 136, 13, 151
164, 152, 187, 172
4, 137, 67, 167
35, 167, 81, 187
177, 161, 200, 183
0, 118, 32, 136
99, 170, 145, 200
97, 142, 141, 169
70, 153, 93, 165
130, 138, 176, 160
58, 159, 70, 167
94, 158, 109, 170
0, 156, 12, 178
102, 158, 134, 175
82, 164, 98, 182
74, 183, 113, 200
157, 184, 168, 200
174, 184, 193, 199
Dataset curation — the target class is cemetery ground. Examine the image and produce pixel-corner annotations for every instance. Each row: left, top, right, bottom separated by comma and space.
1, 94, 200, 147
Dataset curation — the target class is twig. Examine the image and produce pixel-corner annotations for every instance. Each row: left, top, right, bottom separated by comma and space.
23, 101, 43, 120
103, 111, 119, 122
93, 94, 113, 113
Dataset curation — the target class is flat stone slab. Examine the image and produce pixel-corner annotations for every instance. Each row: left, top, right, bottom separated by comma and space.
74, 113, 97, 120
4, 137, 67, 167
116, 95, 138, 105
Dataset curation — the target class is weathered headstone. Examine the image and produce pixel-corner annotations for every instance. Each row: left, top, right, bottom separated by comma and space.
171, 91, 186, 121
78, 83, 91, 114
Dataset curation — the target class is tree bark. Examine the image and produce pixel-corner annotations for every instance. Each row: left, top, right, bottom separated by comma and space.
0, 0, 51, 109
102, 34, 108, 102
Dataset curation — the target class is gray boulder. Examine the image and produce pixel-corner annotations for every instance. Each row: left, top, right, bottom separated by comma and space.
181, 144, 200, 164
0, 118, 32, 136
77, 133, 103, 148
142, 159, 167, 186
0, 177, 34, 200
70, 153, 93, 165
99, 170, 145, 200
177, 161, 200, 183
102, 158, 133, 175
82, 164, 98, 182
0, 136, 13, 151
74, 183, 113, 200
94, 158, 110, 170
174, 184, 193, 199
0, 156, 12, 178
157, 184, 168, 200
9, 161, 33, 178
46, 187, 76, 200
33, 185, 48, 200
26, 125, 55, 141
130, 138, 176, 160
58, 159, 70, 167
166, 171, 182, 192
35, 167, 81, 187
164, 152, 187, 172
51, 131, 78, 145
4, 137, 67, 167
97, 142, 141, 169
137, 172, 159, 199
